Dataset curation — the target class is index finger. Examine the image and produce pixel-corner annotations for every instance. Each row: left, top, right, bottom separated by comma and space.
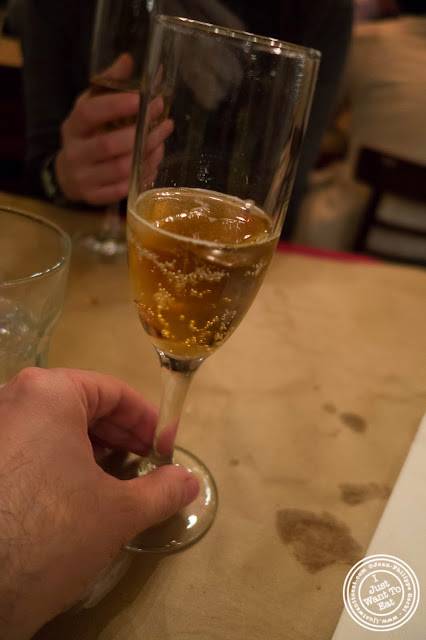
98, 52, 134, 81
56, 368, 158, 456
71, 92, 140, 137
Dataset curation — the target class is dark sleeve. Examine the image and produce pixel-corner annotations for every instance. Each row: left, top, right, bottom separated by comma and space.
161, 0, 354, 238
281, 0, 354, 238
20, 0, 94, 195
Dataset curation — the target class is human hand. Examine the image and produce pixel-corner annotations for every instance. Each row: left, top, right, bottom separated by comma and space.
55, 54, 173, 206
0, 367, 198, 640
140, 94, 174, 189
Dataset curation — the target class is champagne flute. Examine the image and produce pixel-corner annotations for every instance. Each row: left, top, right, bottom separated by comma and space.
126, 16, 320, 552
74, 0, 152, 261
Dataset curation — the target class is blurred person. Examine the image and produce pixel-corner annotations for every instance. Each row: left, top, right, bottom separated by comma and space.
19, 0, 157, 208
0, 367, 199, 640
19, 0, 353, 237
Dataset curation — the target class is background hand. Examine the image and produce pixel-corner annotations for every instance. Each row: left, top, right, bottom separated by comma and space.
55, 53, 173, 206
141, 95, 174, 188
55, 54, 140, 205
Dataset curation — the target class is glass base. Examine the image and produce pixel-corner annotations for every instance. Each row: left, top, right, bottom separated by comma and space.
125, 446, 218, 554
73, 230, 127, 262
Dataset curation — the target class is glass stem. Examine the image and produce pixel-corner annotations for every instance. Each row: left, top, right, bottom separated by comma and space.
141, 351, 203, 472
100, 201, 122, 240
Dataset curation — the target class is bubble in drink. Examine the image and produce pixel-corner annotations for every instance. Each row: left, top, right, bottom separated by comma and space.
127, 188, 279, 358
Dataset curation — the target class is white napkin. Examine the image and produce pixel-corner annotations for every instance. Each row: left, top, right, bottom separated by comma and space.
332, 413, 426, 639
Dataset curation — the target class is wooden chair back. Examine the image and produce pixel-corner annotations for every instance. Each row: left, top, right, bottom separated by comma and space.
354, 147, 426, 266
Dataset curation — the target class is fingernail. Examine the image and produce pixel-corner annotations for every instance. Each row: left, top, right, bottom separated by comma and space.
183, 476, 199, 505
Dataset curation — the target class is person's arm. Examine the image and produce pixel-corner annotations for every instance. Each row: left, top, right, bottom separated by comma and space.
0, 368, 198, 640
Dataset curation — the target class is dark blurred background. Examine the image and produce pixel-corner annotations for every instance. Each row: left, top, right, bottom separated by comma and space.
1, 0, 425, 264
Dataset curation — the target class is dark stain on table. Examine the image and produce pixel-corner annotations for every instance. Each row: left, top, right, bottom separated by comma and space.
229, 458, 240, 467
340, 412, 367, 433
327, 429, 341, 438
276, 509, 362, 573
340, 482, 391, 505
322, 403, 336, 414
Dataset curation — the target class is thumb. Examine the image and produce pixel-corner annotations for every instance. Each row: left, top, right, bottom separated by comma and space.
104, 52, 134, 80
122, 465, 199, 534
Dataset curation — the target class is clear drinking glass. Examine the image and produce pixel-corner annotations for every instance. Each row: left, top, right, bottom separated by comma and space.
74, 0, 153, 261
0, 208, 71, 387
126, 16, 320, 552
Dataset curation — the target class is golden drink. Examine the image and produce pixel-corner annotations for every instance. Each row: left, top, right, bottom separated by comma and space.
128, 188, 278, 359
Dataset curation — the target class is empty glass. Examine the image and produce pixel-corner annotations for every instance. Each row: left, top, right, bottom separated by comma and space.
0, 208, 71, 387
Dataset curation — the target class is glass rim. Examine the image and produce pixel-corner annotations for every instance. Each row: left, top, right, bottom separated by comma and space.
0, 206, 72, 287
153, 14, 321, 61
